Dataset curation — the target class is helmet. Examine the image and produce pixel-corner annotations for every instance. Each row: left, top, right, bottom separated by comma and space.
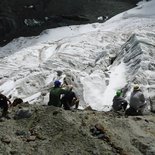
116, 90, 122, 96
133, 84, 140, 90
54, 80, 61, 87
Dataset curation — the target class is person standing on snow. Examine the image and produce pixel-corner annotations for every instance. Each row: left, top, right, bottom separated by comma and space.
0, 93, 11, 118
48, 80, 68, 107
125, 84, 146, 116
112, 90, 128, 112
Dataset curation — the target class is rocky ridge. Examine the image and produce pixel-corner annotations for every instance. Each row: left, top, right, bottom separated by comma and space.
0, 104, 155, 155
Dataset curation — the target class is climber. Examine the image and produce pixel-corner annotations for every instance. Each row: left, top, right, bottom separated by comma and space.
125, 84, 146, 116
61, 85, 79, 110
48, 80, 68, 107
112, 90, 128, 112
0, 93, 11, 118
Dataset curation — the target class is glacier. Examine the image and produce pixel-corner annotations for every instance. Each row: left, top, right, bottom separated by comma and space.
0, 0, 155, 111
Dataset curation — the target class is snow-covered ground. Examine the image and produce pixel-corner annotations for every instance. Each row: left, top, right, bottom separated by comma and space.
0, 0, 155, 111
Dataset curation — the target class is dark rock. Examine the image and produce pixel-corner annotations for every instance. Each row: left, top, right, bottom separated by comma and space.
0, 0, 139, 46
10, 150, 19, 155
26, 136, 36, 142
12, 98, 23, 107
131, 138, 149, 154
57, 70, 63, 77
1, 135, 11, 144
95, 123, 106, 133
53, 110, 59, 116
133, 117, 143, 121
14, 108, 32, 119
146, 147, 155, 155
84, 106, 93, 111
15, 130, 31, 137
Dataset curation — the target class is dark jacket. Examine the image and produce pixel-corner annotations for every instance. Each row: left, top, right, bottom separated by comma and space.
61, 90, 78, 110
112, 96, 128, 111
48, 87, 67, 107
61, 91, 76, 105
0, 93, 11, 108
0, 93, 11, 116
129, 90, 145, 110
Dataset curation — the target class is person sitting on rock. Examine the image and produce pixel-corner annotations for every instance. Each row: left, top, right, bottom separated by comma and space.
112, 90, 128, 112
125, 84, 146, 116
48, 80, 68, 107
0, 93, 11, 118
61, 85, 79, 110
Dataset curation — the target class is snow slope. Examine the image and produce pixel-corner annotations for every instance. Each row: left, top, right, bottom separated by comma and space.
0, 0, 155, 111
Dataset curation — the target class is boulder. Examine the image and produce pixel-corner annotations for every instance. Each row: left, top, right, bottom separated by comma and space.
14, 107, 32, 119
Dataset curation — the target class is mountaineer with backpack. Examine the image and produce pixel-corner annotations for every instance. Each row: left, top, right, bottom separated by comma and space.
48, 80, 68, 107
61, 85, 79, 110
112, 90, 128, 112
125, 84, 146, 116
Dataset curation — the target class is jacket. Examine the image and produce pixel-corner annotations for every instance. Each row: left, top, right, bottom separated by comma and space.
48, 87, 67, 107
112, 96, 127, 111
129, 90, 145, 110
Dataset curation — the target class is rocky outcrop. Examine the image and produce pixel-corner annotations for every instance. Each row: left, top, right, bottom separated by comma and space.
0, 0, 138, 46
0, 104, 155, 155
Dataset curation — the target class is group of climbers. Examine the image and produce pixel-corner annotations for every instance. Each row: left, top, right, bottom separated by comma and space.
0, 79, 79, 118
48, 80, 147, 117
48, 80, 79, 110
112, 84, 146, 116
0, 79, 147, 118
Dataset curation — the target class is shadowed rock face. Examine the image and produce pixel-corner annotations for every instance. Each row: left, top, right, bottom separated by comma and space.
0, 0, 140, 46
